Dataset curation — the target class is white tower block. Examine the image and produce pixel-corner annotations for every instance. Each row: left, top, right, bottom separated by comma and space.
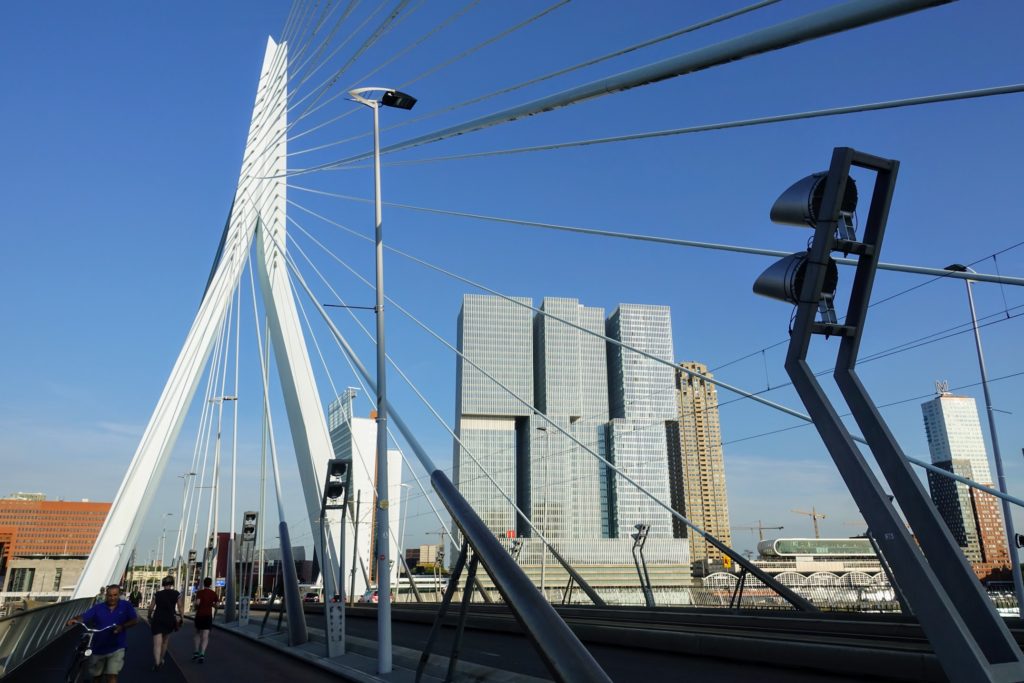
77, 37, 338, 597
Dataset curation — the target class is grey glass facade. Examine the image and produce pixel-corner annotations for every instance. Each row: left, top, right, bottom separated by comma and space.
453, 295, 688, 579
606, 304, 676, 539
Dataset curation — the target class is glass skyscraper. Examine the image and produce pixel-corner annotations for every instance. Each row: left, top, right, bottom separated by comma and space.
453, 295, 689, 599
922, 385, 1009, 578
606, 304, 677, 539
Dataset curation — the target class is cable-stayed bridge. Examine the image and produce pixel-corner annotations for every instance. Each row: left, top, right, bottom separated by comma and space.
4, 1, 1024, 681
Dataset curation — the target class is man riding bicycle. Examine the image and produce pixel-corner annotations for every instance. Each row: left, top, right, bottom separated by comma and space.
66, 584, 138, 682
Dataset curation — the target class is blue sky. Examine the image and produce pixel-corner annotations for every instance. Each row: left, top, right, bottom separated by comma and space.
2, 1, 1023, 563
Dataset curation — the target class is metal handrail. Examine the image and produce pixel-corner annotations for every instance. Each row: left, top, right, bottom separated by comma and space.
0, 597, 93, 677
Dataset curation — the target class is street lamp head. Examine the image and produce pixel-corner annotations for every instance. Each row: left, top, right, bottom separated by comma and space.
348, 86, 417, 110
381, 90, 417, 110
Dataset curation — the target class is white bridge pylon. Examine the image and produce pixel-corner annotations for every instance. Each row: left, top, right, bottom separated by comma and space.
76, 37, 342, 599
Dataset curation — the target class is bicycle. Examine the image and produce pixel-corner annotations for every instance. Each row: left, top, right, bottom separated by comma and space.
65, 622, 115, 683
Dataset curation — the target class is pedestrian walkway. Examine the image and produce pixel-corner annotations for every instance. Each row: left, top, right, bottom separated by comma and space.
164, 619, 343, 683
5, 619, 185, 682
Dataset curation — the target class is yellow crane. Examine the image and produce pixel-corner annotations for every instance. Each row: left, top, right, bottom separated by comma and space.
791, 507, 826, 539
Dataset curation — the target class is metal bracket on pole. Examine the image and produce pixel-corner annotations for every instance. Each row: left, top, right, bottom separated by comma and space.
415, 541, 470, 683
729, 569, 749, 611
446, 551, 480, 683
778, 146, 1024, 683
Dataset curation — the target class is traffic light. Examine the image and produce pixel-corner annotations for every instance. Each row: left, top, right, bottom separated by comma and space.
324, 457, 349, 501
327, 457, 349, 479
753, 167, 858, 327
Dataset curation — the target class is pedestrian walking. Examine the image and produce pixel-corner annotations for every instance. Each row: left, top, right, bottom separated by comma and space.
66, 584, 138, 683
192, 577, 218, 663
148, 576, 182, 670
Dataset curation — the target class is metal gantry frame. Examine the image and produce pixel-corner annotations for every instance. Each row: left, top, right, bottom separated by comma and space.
778, 146, 1024, 683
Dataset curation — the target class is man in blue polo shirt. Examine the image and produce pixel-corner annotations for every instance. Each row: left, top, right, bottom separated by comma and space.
67, 584, 139, 682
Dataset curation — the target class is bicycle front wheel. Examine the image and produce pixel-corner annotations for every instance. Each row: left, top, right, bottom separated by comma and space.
65, 653, 87, 683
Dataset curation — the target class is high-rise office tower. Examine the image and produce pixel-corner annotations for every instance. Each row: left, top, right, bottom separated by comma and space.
666, 362, 732, 568
533, 297, 611, 539
453, 294, 534, 536
922, 384, 1009, 578
453, 295, 689, 599
606, 304, 677, 539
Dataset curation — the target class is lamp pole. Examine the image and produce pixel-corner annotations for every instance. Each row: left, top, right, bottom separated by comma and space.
538, 426, 549, 601
348, 86, 417, 675
160, 513, 174, 568
947, 264, 1024, 613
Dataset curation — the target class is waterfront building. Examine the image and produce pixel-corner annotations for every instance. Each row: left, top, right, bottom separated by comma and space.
0, 495, 110, 590
922, 385, 1009, 579
666, 362, 732, 571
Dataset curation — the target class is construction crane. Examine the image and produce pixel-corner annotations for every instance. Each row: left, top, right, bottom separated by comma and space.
732, 521, 784, 541
791, 507, 826, 539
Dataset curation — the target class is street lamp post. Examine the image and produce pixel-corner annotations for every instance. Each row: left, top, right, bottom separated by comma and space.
946, 264, 1024, 613
159, 513, 174, 569
347, 86, 417, 676
538, 426, 549, 601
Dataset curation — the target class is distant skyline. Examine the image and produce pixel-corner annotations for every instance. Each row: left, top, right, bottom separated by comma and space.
1, 1, 1022, 562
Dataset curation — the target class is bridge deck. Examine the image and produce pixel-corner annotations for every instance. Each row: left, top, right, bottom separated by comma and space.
4, 614, 345, 683
7, 604, 975, 682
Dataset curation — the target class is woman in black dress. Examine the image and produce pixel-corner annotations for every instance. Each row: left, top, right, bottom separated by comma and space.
148, 576, 182, 670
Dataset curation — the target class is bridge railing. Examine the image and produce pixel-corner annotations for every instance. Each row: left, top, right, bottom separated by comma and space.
0, 597, 93, 678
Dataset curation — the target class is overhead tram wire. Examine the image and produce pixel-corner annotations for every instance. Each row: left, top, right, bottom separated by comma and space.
268, 225, 811, 609
724, 369, 1024, 447
288, 0, 775, 155
375, 83, 1024, 165
714, 302, 1024, 411
710, 238, 1024, 379
287, 187, 1024, 288
285, 196, 1024, 510
288, 0, 574, 150
280, 0, 957, 178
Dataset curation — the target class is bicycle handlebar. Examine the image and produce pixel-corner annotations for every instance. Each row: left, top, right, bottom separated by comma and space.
70, 621, 116, 633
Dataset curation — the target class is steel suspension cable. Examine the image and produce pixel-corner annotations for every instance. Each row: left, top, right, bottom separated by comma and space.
289, 187, 1024, 288
287, 227, 607, 602
376, 0, 783, 139
374, 84, 1024, 164
287, 197, 1024, 508
281, 0, 952, 177
273, 221, 812, 609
